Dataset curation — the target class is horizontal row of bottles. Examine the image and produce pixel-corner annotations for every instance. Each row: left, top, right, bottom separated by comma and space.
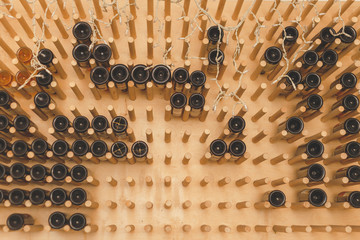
0, 187, 88, 206
5, 212, 88, 231
0, 138, 148, 162
0, 163, 88, 183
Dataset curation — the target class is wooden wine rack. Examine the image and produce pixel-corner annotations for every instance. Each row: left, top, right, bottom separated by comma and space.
0, 0, 360, 239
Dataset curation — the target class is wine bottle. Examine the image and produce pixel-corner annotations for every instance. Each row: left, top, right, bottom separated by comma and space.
70, 165, 88, 183
207, 25, 224, 50
189, 93, 205, 118
90, 140, 108, 160
335, 165, 360, 182
91, 115, 109, 138
299, 188, 327, 207
110, 64, 130, 91
93, 44, 112, 68
260, 46, 282, 74
172, 67, 189, 92
90, 66, 110, 90
71, 140, 89, 161
297, 163, 326, 182
9, 188, 29, 205
37, 48, 56, 73
49, 188, 68, 205
72, 44, 91, 68
207, 49, 224, 74
50, 163, 69, 181
209, 139, 227, 161
295, 140, 324, 160
29, 188, 49, 205
69, 213, 87, 231
69, 188, 87, 206
48, 212, 67, 229
51, 140, 69, 161
30, 164, 49, 182
73, 116, 90, 137
227, 116, 246, 135
151, 64, 171, 88
6, 213, 34, 231
295, 94, 323, 117
337, 191, 360, 208
189, 70, 206, 94
72, 22, 92, 45
131, 141, 148, 162
228, 140, 246, 161
170, 92, 187, 117
130, 64, 150, 90
263, 190, 286, 207
111, 116, 128, 138
111, 141, 128, 161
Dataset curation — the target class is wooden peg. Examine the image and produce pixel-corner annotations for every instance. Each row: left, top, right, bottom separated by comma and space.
125, 200, 135, 210
199, 38, 209, 57
164, 152, 172, 165
182, 106, 190, 121
251, 107, 267, 122
289, 177, 309, 187
268, 107, 286, 122
253, 177, 270, 187
182, 176, 192, 187
128, 37, 136, 59
200, 152, 211, 164
273, 225, 292, 233
145, 201, 153, 209
250, 60, 266, 80
249, 17, 264, 41
69, 82, 84, 100
199, 129, 210, 143
0, 37, 15, 58
74, 0, 86, 18
164, 225, 172, 233
71, 60, 85, 79
145, 128, 153, 143
218, 177, 231, 186
23, 225, 44, 232
20, 0, 34, 17
126, 177, 136, 187
164, 16, 172, 39
106, 225, 117, 232
125, 225, 135, 232
16, 13, 34, 38
251, 83, 267, 101
270, 153, 289, 165
200, 200, 212, 209
200, 225, 211, 232
237, 225, 251, 233
52, 36, 67, 59
311, 225, 332, 233
0, 13, 15, 37
53, 15, 69, 39
232, 0, 244, 20
126, 105, 135, 121
181, 153, 191, 165
144, 224, 153, 232
249, 38, 264, 60
219, 225, 231, 233
198, 15, 208, 40
236, 201, 251, 209
182, 200, 192, 209
248, 0, 262, 20
271, 177, 290, 187
110, 19, 120, 39
164, 200, 172, 209
146, 15, 154, 38
253, 153, 269, 165
164, 128, 171, 143
86, 176, 99, 186
143, 176, 153, 186
218, 202, 232, 209
200, 176, 211, 186
330, 225, 352, 233
291, 225, 312, 233
235, 176, 251, 186
255, 225, 272, 233
216, 106, 228, 122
